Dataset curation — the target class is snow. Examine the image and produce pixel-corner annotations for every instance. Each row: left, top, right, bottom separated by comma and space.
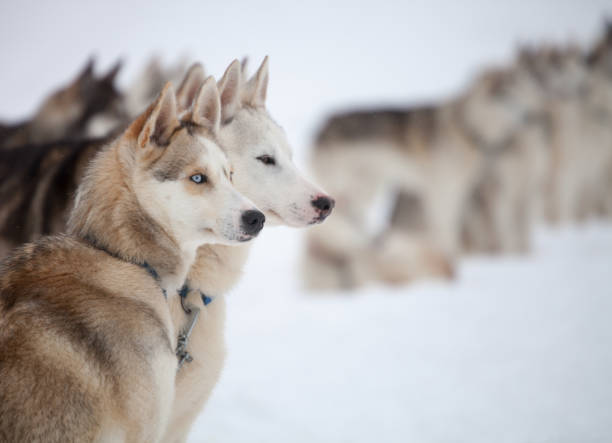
1, 1, 612, 441
189, 223, 612, 443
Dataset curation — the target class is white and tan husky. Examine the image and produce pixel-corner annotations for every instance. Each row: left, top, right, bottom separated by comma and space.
0, 80, 264, 442
161, 58, 334, 442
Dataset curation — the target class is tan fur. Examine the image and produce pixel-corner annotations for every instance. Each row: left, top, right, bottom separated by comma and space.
0, 80, 258, 441
0, 236, 177, 443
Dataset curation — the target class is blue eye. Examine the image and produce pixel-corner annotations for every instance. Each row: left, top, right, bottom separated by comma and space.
190, 174, 207, 184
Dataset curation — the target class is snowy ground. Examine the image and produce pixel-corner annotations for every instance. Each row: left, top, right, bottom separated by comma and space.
2, 1, 612, 442
189, 222, 612, 443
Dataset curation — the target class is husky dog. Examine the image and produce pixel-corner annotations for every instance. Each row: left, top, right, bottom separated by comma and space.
584, 25, 612, 216
459, 64, 550, 254
0, 79, 264, 442
302, 100, 476, 289
0, 59, 126, 149
524, 45, 608, 224
160, 58, 334, 443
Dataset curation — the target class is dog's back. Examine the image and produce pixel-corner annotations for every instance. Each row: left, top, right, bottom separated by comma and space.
316, 106, 440, 151
0, 236, 175, 442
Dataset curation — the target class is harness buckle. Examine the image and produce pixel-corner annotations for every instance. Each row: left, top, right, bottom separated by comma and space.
175, 303, 200, 370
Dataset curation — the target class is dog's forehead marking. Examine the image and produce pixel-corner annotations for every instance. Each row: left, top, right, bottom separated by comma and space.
150, 129, 214, 182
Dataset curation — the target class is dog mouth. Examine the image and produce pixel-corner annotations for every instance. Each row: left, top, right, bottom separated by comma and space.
266, 208, 328, 227
238, 234, 256, 242
309, 212, 332, 225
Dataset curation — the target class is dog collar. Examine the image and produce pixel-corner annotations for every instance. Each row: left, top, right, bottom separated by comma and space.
84, 236, 168, 298
83, 236, 213, 369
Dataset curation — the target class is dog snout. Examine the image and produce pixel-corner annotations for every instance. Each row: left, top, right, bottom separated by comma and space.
241, 210, 265, 236
311, 195, 335, 221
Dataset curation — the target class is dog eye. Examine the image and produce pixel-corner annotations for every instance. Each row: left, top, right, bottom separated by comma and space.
256, 155, 276, 166
190, 174, 207, 184
230, 171, 234, 182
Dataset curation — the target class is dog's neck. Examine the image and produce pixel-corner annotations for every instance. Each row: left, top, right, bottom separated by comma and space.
186, 242, 253, 298
67, 136, 194, 296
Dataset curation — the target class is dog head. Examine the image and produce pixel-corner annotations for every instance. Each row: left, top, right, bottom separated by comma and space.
520, 46, 589, 99
31, 58, 128, 140
30, 59, 97, 140
131, 79, 264, 248
460, 65, 546, 145
82, 60, 130, 137
176, 58, 334, 228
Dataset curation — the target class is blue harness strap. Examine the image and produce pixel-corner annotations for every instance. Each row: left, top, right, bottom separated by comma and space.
84, 235, 215, 370
84, 235, 168, 299
141, 262, 167, 299
178, 283, 214, 311
201, 292, 214, 306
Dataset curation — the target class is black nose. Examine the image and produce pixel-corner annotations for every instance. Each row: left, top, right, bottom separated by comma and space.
241, 210, 265, 236
311, 195, 335, 219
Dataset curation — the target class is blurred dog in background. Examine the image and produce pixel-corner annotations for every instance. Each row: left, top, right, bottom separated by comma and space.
0, 59, 126, 149
303, 22, 612, 290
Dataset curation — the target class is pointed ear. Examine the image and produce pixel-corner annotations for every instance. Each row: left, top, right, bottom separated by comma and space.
240, 56, 249, 76
176, 63, 205, 112
69, 58, 96, 93
77, 58, 95, 83
244, 56, 269, 108
137, 82, 179, 148
217, 59, 242, 122
101, 59, 122, 85
192, 76, 221, 133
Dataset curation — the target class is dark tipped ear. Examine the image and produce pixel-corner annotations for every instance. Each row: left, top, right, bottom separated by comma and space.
137, 82, 179, 148
218, 59, 242, 122
244, 56, 269, 108
73, 58, 95, 89
176, 63, 206, 112
101, 59, 122, 84
240, 56, 249, 76
79, 58, 95, 80
192, 76, 221, 133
